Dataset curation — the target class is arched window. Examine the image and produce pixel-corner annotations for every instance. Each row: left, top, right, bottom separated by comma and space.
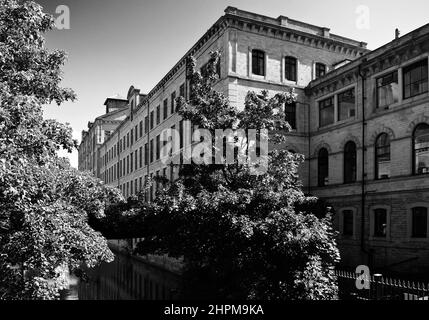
318, 148, 329, 186
252, 49, 265, 76
344, 141, 357, 183
413, 123, 429, 174
284, 56, 297, 81
375, 133, 391, 179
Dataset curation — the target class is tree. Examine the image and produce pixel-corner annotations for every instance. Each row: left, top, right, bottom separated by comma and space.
0, 0, 122, 299
104, 52, 340, 299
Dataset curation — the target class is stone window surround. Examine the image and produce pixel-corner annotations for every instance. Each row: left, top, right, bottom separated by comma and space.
369, 205, 391, 241
315, 83, 357, 129
406, 203, 429, 241
338, 206, 358, 240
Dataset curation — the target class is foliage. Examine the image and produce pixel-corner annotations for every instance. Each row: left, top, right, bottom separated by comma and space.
101, 52, 340, 299
0, 0, 122, 299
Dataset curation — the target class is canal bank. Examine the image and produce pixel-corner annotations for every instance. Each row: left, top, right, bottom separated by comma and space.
68, 245, 182, 300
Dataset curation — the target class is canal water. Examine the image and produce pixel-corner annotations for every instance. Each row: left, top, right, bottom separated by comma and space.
66, 249, 182, 300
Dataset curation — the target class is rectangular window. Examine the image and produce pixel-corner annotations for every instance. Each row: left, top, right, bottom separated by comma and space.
156, 135, 160, 160
150, 111, 154, 130
179, 120, 184, 149
150, 139, 154, 163
127, 155, 129, 174
171, 92, 176, 114
412, 207, 427, 238
144, 143, 148, 165
130, 153, 133, 173
285, 56, 297, 82
135, 150, 138, 170
377, 71, 399, 108
139, 146, 143, 168
130, 129, 133, 146
374, 209, 387, 237
180, 84, 185, 98
338, 88, 355, 121
319, 97, 334, 127
135, 125, 138, 142
139, 177, 142, 191
343, 210, 354, 236
284, 102, 296, 130
163, 99, 168, 120
156, 105, 160, 125
252, 49, 265, 76
315, 63, 326, 79
403, 59, 428, 99
139, 121, 143, 137
145, 116, 149, 133
127, 132, 130, 148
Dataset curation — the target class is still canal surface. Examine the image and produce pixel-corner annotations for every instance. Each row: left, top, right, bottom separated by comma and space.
66, 249, 182, 300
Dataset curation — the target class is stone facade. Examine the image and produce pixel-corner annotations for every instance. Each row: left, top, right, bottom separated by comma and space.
78, 7, 429, 276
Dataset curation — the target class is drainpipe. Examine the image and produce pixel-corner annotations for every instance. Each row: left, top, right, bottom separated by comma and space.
358, 61, 372, 265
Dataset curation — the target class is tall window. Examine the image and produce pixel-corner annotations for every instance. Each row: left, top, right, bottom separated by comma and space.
377, 71, 399, 108
285, 56, 297, 81
179, 84, 185, 98
411, 207, 428, 238
403, 59, 428, 99
342, 210, 354, 236
375, 133, 390, 179
144, 143, 148, 165
319, 97, 334, 127
373, 208, 387, 237
318, 148, 329, 187
171, 92, 176, 114
252, 49, 265, 76
145, 116, 149, 133
150, 139, 154, 163
156, 135, 160, 160
284, 102, 296, 130
150, 111, 154, 130
139, 120, 143, 137
156, 105, 160, 125
139, 146, 143, 168
413, 123, 429, 174
338, 88, 355, 121
163, 99, 168, 120
315, 63, 326, 79
344, 141, 357, 183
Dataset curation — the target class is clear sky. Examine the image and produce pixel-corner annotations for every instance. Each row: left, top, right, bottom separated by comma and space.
38, 0, 429, 168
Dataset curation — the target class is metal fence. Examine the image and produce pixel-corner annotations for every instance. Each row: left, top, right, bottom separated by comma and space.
335, 270, 429, 300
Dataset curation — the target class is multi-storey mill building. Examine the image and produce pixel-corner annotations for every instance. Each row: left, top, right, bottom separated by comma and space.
78, 7, 429, 275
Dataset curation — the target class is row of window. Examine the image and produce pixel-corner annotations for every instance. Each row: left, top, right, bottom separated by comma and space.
251, 49, 326, 80
317, 123, 429, 186
318, 58, 429, 128
116, 167, 173, 201
341, 206, 429, 239
103, 84, 186, 166
377, 58, 428, 108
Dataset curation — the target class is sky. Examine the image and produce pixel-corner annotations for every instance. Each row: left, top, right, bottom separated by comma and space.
37, 0, 429, 168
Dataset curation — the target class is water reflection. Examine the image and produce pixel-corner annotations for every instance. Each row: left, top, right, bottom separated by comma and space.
74, 249, 182, 300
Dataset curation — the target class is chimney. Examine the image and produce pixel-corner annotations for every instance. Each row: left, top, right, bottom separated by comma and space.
395, 28, 400, 39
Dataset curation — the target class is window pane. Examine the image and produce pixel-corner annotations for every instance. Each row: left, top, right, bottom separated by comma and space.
319, 97, 334, 127
403, 59, 428, 99
285, 57, 297, 81
374, 209, 387, 237
377, 71, 399, 108
285, 102, 296, 129
338, 88, 355, 121
414, 123, 429, 174
412, 207, 427, 238
375, 133, 390, 179
252, 50, 265, 76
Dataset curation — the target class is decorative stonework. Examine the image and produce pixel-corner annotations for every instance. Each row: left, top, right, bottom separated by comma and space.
312, 141, 332, 157
406, 114, 429, 134
369, 126, 396, 145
